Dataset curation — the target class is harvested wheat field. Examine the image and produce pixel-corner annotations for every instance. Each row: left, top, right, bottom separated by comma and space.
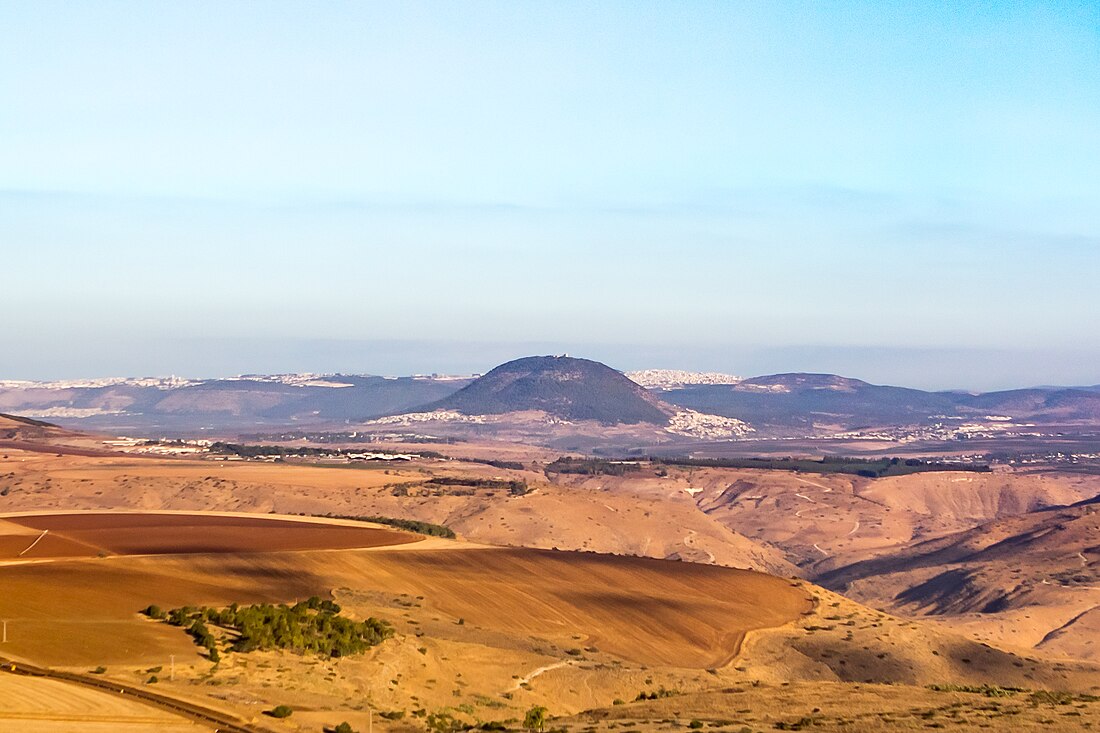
0, 674, 207, 733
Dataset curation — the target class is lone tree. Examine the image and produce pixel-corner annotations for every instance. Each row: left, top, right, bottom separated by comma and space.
524, 706, 548, 732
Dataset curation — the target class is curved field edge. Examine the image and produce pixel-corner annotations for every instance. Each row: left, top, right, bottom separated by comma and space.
0, 511, 424, 561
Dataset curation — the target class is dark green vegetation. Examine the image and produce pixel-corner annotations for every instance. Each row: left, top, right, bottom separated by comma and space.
545, 457, 638, 476
423, 476, 529, 493
651, 455, 991, 477
523, 705, 549, 731
456, 457, 526, 471
310, 513, 456, 539
145, 597, 391, 659
390, 477, 528, 498
925, 685, 1099, 705
634, 687, 680, 701
548, 455, 988, 478
927, 684, 1025, 697
265, 705, 294, 718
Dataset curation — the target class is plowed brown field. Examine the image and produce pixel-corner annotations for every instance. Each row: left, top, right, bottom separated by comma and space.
0, 512, 417, 559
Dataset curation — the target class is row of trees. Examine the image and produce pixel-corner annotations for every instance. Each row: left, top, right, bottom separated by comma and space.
314, 513, 456, 538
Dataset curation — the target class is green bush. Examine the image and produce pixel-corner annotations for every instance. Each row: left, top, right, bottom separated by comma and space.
426, 712, 461, 733
266, 705, 293, 718
524, 706, 548, 732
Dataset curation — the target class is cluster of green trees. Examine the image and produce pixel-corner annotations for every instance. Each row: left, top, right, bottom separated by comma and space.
544, 457, 637, 476
456, 457, 525, 471
210, 442, 344, 458
185, 617, 221, 661
390, 477, 528, 498
650, 455, 990, 477
313, 513, 456, 539
145, 597, 392, 659
634, 686, 679, 701
423, 706, 548, 733
544, 454, 989, 478
423, 477, 529, 494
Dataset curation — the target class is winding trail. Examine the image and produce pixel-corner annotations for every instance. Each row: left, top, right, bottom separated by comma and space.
509, 660, 576, 691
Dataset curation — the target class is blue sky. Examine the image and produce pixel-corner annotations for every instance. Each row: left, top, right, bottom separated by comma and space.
2, 1, 1098, 388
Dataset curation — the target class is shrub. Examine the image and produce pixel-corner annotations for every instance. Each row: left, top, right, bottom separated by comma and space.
524, 706, 549, 732
426, 712, 461, 733
266, 705, 293, 718
634, 687, 679, 701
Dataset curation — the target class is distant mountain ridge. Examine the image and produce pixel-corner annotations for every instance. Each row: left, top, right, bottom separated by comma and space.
1, 364, 1097, 438
659, 372, 1100, 430
415, 356, 671, 425
0, 374, 472, 432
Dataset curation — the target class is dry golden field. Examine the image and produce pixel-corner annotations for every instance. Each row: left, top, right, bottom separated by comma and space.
0, 674, 208, 733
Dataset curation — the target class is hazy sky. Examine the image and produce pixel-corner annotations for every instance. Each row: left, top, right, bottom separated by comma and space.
2, 1, 1098, 389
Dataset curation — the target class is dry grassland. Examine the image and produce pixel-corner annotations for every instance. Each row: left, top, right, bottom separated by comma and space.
0, 674, 208, 732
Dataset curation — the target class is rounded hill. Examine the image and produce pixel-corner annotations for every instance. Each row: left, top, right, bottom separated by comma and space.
419, 355, 671, 425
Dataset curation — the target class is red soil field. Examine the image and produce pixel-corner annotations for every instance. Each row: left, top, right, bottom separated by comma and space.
1, 513, 418, 558
0, 533, 106, 560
